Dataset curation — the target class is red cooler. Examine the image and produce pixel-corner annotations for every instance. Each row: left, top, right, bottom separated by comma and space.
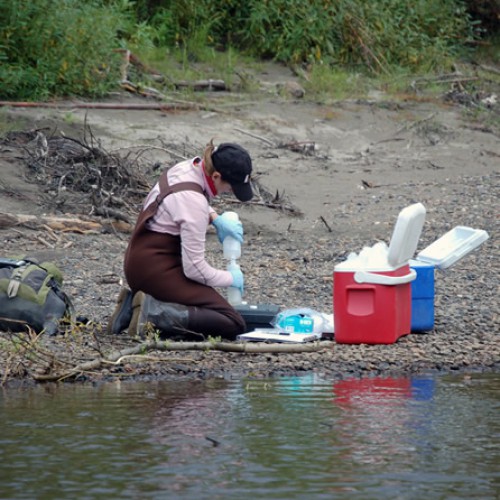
334, 203, 426, 344
334, 263, 416, 344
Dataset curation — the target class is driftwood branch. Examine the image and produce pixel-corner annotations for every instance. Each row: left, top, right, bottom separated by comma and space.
234, 127, 275, 147
110, 340, 327, 356
0, 101, 198, 112
0, 212, 132, 233
412, 76, 479, 86
120, 80, 167, 100
0, 99, 228, 115
278, 140, 316, 155
395, 112, 437, 135
174, 79, 227, 91
33, 340, 329, 382
479, 64, 500, 76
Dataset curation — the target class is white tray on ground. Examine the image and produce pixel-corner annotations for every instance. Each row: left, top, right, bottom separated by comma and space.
238, 329, 322, 343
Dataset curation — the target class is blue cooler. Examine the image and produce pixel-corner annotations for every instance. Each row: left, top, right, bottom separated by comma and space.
409, 259, 435, 332
410, 226, 489, 333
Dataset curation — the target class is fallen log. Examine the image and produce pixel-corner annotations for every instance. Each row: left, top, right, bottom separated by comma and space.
0, 101, 196, 111
174, 79, 227, 91
479, 64, 500, 76
0, 99, 227, 114
32, 340, 330, 382
120, 80, 166, 100
0, 212, 132, 233
411, 73, 479, 86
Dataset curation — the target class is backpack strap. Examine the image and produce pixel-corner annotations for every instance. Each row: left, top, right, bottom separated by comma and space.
0, 258, 25, 268
6, 264, 28, 298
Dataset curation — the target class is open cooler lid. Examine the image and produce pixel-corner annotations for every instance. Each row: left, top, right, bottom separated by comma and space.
416, 226, 489, 269
387, 203, 426, 268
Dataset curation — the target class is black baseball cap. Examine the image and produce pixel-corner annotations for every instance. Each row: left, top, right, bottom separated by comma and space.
212, 143, 253, 202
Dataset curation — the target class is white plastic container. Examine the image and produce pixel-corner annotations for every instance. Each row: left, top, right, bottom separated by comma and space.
222, 212, 241, 260
227, 260, 243, 305
222, 212, 243, 305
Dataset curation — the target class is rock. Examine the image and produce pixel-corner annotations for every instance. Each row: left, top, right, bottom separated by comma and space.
276, 81, 305, 98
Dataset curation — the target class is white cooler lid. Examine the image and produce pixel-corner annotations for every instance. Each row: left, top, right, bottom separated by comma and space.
387, 203, 426, 268
416, 226, 489, 269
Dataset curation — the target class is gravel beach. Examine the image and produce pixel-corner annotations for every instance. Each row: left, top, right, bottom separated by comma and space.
0, 69, 498, 384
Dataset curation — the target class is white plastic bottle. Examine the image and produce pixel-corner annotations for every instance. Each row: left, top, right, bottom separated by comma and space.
222, 212, 241, 261
226, 259, 243, 305
223, 212, 243, 305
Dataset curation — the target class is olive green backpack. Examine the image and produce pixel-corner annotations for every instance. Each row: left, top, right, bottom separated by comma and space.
0, 257, 74, 336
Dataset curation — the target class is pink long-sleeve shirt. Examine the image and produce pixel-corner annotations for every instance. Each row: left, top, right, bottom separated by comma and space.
143, 158, 233, 288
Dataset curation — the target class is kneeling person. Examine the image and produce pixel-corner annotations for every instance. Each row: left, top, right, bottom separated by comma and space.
107, 140, 252, 339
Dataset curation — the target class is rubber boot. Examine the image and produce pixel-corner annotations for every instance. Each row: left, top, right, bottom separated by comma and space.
128, 292, 190, 338
106, 288, 133, 335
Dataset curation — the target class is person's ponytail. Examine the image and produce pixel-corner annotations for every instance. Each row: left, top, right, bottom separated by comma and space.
203, 139, 216, 175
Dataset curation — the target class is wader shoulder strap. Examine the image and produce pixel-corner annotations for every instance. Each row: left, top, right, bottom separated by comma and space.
157, 169, 206, 205
132, 169, 207, 233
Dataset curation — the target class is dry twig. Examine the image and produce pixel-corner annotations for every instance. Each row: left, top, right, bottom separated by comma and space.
234, 127, 275, 146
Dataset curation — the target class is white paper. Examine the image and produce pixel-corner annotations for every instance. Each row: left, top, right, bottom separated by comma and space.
237, 329, 321, 343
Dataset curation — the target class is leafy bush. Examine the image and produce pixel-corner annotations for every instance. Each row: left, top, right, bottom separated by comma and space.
139, 0, 476, 73
0, 0, 488, 100
0, 0, 125, 99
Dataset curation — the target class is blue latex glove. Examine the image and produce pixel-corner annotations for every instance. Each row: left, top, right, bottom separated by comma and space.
212, 212, 243, 244
228, 264, 244, 294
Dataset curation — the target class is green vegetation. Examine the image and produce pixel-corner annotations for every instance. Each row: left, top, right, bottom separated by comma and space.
0, 0, 125, 99
138, 0, 477, 72
0, 0, 498, 100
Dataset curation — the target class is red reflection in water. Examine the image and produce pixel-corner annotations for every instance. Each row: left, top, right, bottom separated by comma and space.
331, 376, 415, 468
333, 376, 412, 406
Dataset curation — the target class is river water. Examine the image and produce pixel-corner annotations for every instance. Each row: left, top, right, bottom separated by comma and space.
0, 372, 498, 500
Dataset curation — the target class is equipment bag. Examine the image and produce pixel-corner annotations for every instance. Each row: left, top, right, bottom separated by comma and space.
0, 257, 74, 336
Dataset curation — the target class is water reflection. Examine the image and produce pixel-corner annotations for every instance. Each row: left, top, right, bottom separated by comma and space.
331, 376, 435, 474
0, 373, 498, 499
